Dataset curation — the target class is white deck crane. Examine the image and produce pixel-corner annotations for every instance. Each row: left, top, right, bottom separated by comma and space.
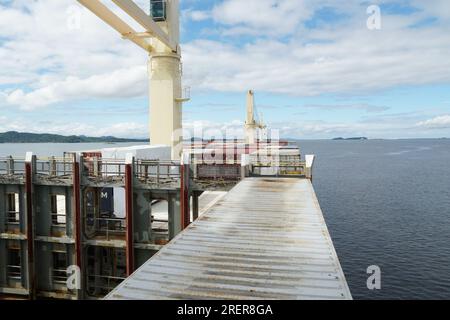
77, 0, 188, 159
245, 90, 267, 144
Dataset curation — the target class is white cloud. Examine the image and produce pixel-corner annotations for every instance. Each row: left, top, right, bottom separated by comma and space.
183, 119, 245, 139
302, 103, 390, 113
411, 0, 450, 21
1, 109, 447, 139
179, 0, 450, 96
0, 116, 148, 139
185, 10, 210, 22
416, 115, 450, 129
182, 20, 450, 96
1, 0, 450, 116
211, 0, 313, 36
0, 0, 147, 103
182, 117, 419, 140
5, 66, 147, 110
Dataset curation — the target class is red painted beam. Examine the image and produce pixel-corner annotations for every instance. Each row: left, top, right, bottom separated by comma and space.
24, 156, 35, 299
234, 138, 238, 164
180, 155, 191, 229
222, 138, 226, 164
125, 161, 134, 276
72, 156, 82, 272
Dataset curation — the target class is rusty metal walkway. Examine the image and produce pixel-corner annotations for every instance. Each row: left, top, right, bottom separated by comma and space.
105, 178, 352, 300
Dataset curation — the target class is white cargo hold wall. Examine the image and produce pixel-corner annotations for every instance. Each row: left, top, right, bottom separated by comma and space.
101, 145, 172, 218
101, 145, 171, 161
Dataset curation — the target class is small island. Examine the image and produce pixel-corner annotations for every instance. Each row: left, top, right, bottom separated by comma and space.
332, 137, 368, 141
0, 131, 148, 143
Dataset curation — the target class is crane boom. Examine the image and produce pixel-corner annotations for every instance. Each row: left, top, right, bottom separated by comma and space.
77, 0, 186, 160
77, 0, 152, 51
111, 0, 177, 51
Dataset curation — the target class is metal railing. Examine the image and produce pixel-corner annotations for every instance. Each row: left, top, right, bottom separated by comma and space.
87, 274, 126, 294
135, 160, 181, 183
250, 161, 306, 176
52, 268, 68, 284
92, 216, 127, 240
84, 158, 126, 178
35, 157, 73, 177
7, 265, 21, 280
0, 156, 74, 177
0, 157, 26, 175
176, 86, 191, 101
196, 163, 241, 180
51, 213, 67, 226
6, 211, 20, 225
193, 157, 241, 165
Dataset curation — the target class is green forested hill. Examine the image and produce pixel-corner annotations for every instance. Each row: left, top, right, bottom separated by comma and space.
0, 131, 148, 143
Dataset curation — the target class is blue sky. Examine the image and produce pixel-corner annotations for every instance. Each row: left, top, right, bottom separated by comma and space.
1, 0, 450, 139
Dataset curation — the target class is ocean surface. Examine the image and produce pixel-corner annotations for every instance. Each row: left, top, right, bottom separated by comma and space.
297, 139, 450, 300
1, 140, 450, 299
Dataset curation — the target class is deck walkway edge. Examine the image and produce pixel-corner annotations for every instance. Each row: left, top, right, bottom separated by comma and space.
105, 178, 352, 300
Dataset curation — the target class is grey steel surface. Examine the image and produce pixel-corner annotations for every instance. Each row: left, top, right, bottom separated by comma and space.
106, 178, 352, 300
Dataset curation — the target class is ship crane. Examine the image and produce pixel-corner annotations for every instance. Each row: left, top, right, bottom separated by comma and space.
77, 0, 188, 159
245, 90, 266, 144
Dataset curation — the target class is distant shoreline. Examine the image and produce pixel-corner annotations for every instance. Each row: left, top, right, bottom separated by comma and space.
1, 131, 448, 143
332, 137, 368, 141
0, 131, 148, 144
289, 137, 448, 141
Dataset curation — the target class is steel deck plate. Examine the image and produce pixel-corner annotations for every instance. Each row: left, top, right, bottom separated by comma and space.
106, 178, 352, 300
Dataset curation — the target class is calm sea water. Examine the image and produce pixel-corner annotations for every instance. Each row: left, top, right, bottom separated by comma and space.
297, 139, 450, 300
1, 140, 449, 299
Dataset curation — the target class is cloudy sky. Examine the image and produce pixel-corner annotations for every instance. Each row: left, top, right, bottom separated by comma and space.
1, 0, 450, 139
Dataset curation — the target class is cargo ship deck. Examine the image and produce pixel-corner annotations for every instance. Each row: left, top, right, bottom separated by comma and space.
106, 178, 352, 300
